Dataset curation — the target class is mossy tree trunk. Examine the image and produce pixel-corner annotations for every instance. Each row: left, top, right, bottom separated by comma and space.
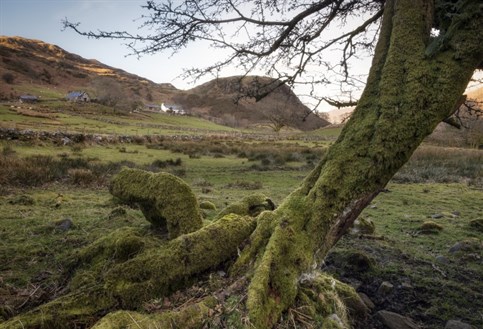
2, 1, 481, 328
236, 0, 482, 326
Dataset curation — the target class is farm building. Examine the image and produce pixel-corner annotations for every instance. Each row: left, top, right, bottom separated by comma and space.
161, 103, 186, 115
66, 91, 90, 102
19, 95, 39, 103
145, 104, 162, 111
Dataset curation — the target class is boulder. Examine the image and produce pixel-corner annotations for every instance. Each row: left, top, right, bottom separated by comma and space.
351, 217, 376, 235
377, 281, 394, 297
419, 221, 443, 234
376, 310, 420, 329
358, 292, 375, 310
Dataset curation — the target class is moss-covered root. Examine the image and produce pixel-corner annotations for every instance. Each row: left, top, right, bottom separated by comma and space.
110, 168, 203, 239
87, 214, 256, 309
91, 297, 217, 329
297, 272, 368, 328
217, 193, 276, 219
0, 291, 114, 329
0, 215, 256, 329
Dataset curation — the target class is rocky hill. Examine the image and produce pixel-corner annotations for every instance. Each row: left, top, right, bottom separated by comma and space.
0, 36, 329, 130
0, 36, 178, 104
176, 76, 329, 129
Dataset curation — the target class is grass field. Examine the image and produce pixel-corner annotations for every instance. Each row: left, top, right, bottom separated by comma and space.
0, 101, 482, 328
0, 102, 240, 136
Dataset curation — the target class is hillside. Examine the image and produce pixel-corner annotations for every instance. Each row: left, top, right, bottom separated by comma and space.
174, 76, 330, 130
0, 36, 329, 130
0, 36, 177, 104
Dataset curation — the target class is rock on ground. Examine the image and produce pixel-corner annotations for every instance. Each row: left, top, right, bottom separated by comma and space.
376, 310, 420, 329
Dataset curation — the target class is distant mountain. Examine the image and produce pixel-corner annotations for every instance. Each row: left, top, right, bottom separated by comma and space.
174, 76, 330, 130
0, 36, 329, 130
0, 36, 177, 103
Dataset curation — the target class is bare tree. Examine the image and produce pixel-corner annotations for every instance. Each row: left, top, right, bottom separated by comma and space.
92, 77, 125, 107
4, 1, 481, 328
267, 113, 286, 133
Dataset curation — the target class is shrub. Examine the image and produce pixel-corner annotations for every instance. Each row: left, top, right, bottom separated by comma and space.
192, 178, 213, 187
1, 72, 15, 84
150, 158, 183, 170
225, 180, 263, 190
68, 168, 97, 186
2, 145, 16, 156
0, 154, 132, 188
393, 145, 482, 185
71, 145, 84, 154
7, 194, 35, 205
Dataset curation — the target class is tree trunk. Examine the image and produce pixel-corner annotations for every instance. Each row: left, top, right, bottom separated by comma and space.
1, 1, 481, 328
238, 0, 482, 326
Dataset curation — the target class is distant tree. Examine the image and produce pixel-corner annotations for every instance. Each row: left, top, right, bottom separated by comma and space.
92, 77, 126, 109
267, 113, 286, 133
5, 1, 480, 328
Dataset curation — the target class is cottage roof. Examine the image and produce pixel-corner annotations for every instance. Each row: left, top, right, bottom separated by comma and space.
67, 91, 86, 98
19, 95, 38, 100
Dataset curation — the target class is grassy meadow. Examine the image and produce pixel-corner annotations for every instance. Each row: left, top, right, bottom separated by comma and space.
0, 100, 482, 328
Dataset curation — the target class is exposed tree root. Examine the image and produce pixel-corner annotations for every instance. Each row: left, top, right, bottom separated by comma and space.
0, 212, 256, 328
110, 168, 203, 239
91, 297, 217, 329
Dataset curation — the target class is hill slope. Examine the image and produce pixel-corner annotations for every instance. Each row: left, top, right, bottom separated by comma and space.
0, 36, 177, 103
0, 36, 329, 130
174, 76, 330, 129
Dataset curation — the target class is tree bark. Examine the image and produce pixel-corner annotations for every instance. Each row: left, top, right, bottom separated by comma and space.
239, 0, 482, 326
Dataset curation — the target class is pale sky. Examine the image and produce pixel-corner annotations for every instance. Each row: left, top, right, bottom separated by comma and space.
0, 0, 375, 111
0, 0, 234, 87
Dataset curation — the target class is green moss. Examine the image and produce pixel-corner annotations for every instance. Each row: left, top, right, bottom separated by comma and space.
91, 297, 217, 328
469, 218, 483, 232
0, 292, 114, 329
297, 272, 367, 328
107, 206, 127, 219
7, 194, 35, 205
199, 200, 217, 210
217, 193, 275, 218
110, 168, 203, 239
322, 315, 345, 329
420, 221, 444, 234
353, 217, 376, 234
246, 192, 315, 328
1, 213, 255, 328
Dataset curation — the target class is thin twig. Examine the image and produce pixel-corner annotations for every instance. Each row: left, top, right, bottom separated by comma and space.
128, 312, 142, 329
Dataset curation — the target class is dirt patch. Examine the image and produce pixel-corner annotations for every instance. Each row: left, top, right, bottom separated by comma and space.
324, 234, 483, 328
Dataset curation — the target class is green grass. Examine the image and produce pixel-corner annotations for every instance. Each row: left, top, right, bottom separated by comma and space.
0, 105, 59, 127
0, 188, 146, 289
302, 126, 343, 138
362, 183, 481, 267
328, 182, 483, 328
1, 101, 240, 136
1, 182, 481, 326
14, 85, 65, 99
1, 108, 482, 327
